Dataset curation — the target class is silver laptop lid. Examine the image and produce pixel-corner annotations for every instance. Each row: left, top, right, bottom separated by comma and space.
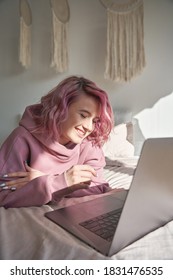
109, 137, 173, 255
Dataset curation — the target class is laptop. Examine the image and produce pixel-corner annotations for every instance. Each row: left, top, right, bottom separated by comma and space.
45, 138, 173, 256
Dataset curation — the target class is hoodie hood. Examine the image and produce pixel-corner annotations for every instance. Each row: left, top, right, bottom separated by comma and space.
19, 105, 79, 160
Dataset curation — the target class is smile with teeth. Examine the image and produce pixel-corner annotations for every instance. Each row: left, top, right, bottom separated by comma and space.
75, 127, 86, 138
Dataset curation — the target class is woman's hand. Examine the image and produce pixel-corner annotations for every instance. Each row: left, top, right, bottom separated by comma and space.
65, 164, 97, 188
0, 162, 45, 190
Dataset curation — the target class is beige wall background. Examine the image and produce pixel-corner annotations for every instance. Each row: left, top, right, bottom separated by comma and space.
0, 0, 173, 152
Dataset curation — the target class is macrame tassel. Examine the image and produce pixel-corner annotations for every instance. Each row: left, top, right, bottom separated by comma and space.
19, 17, 31, 68
50, 10, 69, 73
104, 1, 145, 82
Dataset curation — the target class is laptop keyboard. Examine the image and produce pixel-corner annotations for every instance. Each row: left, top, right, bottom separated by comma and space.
79, 208, 122, 242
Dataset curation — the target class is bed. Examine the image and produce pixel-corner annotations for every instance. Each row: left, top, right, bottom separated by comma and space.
0, 121, 173, 260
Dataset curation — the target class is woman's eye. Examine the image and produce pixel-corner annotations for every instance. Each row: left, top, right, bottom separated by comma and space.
80, 113, 87, 118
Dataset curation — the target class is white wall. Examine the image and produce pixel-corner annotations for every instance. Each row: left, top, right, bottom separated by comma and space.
0, 0, 173, 150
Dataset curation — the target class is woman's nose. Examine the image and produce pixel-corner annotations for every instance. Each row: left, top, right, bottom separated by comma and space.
83, 119, 94, 132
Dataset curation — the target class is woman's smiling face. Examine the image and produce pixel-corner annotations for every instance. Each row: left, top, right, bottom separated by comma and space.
59, 93, 101, 145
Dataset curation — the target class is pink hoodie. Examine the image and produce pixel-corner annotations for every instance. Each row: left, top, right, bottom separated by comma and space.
0, 105, 111, 208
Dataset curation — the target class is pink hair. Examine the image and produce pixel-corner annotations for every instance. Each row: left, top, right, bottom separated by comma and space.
32, 76, 114, 147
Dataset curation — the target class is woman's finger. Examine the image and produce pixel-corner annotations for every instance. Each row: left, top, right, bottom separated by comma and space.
2, 177, 29, 187
65, 164, 97, 187
1, 171, 28, 178
75, 165, 97, 177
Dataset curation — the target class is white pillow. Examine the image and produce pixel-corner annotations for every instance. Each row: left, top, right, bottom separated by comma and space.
102, 122, 134, 159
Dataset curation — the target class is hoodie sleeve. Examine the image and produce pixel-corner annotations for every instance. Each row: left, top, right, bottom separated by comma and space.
0, 130, 69, 208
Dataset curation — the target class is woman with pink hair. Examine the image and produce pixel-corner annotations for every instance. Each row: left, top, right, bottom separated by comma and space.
0, 76, 114, 208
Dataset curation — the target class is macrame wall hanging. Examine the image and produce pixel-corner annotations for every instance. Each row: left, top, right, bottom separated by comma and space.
19, 0, 32, 69
100, 0, 146, 82
50, 0, 70, 73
